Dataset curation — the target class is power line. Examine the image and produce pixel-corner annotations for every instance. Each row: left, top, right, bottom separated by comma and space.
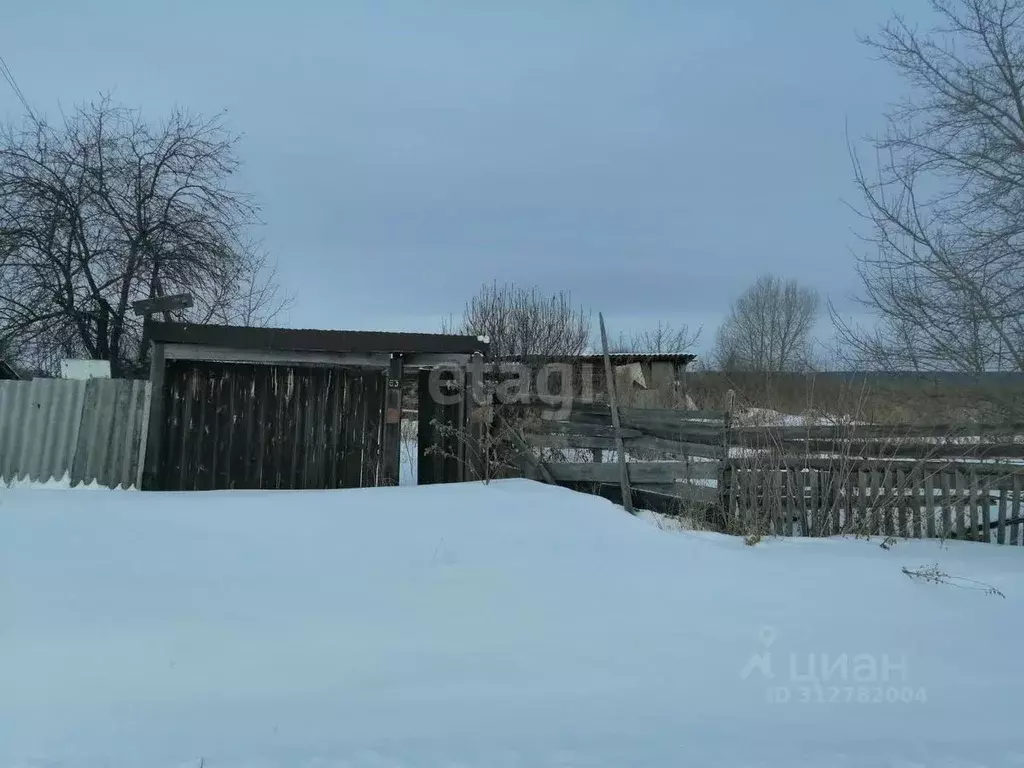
0, 53, 36, 122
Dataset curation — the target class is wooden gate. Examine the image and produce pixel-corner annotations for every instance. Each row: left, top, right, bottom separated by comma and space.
416, 367, 471, 484
155, 360, 389, 491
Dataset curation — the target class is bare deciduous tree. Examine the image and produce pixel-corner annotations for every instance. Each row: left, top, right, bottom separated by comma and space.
0, 96, 291, 376
835, 0, 1024, 373
609, 320, 701, 355
446, 281, 592, 358
714, 274, 820, 373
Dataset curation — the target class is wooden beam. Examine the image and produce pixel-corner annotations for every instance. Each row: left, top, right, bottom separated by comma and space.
732, 438, 1024, 460
507, 394, 725, 421
573, 407, 724, 432
720, 389, 735, 516
162, 343, 394, 368
132, 293, 193, 316
146, 322, 489, 356
141, 341, 167, 490
404, 353, 473, 368
522, 431, 725, 459
417, 368, 439, 485
382, 355, 403, 485
134, 377, 154, 490
527, 420, 644, 439
731, 422, 1024, 441
599, 312, 633, 514
544, 461, 694, 484
633, 483, 720, 504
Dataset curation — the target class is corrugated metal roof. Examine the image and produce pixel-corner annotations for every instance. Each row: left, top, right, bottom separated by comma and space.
587, 352, 696, 364
492, 353, 696, 365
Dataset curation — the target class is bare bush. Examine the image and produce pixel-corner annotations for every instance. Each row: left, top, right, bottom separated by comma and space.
0, 96, 291, 376
424, 402, 535, 484
837, 0, 1024, 374
609, 320, 701, 355
446, 282, 591, 359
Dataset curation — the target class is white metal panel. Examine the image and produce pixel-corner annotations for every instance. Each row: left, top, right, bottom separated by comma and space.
0, 378, 150, 488
61, 359, 112, 380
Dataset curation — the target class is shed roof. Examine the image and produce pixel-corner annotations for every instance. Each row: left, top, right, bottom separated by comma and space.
493, 352, 696, 366
146, 322, 489, 356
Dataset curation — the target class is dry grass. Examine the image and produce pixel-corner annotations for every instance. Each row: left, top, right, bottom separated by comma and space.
902, 564, 1006, 598
685, 370, 1024, 426
714, 380, 966, 544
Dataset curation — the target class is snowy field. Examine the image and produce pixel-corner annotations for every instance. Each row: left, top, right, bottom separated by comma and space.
2, 480, 1024, 767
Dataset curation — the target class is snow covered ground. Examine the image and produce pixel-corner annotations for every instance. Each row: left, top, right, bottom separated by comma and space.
2, 480, 1024, 767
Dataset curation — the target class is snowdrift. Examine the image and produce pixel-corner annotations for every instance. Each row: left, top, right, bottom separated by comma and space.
2, 480, 1023, 767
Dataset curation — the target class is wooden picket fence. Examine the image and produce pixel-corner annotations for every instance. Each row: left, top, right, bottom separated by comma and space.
721, 460, 1024, 544
496, 391, 1024, 545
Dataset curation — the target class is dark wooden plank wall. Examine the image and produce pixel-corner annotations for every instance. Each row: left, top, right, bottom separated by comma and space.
157, 361, 388, 491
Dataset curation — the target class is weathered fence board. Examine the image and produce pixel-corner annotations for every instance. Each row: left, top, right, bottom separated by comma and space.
747, 456, 1024, 481
998, 486, 1008, 544
539, 460, 707, 484
732, 422, 1024, 441
504, 394, 1024, 546
511, 399, 725, 445
1014, 475, 1023, 545
925, 474, 936, 539
523, 431, 724, 459
735, 438, 1024, 460
156, 361, 387, 491
512, 395, 724, 422
633, 482, 719, 504
526, 420, 644, 440
720, 461, 1024, 545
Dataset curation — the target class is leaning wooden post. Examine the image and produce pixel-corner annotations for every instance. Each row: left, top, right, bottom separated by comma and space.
141, 333, 168, 491
599, 312, 634, 514
719, 389, 735, 523
465, 352, 487, 482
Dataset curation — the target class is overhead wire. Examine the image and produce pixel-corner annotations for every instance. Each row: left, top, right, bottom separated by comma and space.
0, 53, 37, 122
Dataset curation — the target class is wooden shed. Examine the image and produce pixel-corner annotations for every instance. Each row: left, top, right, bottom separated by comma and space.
142, 322, 488, 491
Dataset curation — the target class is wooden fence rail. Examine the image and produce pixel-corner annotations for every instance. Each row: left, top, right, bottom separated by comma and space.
730, 422, 1024, 441
505, 397, 726, 504
495, 394, 1024, 545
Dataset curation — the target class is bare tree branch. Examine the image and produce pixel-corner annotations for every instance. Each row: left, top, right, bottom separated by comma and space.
714, 274, 820, 374
608, 320, 701, 355
446, 281, 592, 359
839, 0, 1024, 373
0, 95, 290, 376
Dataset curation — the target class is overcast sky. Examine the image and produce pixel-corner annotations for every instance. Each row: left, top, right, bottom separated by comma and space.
2, 0, 926, 354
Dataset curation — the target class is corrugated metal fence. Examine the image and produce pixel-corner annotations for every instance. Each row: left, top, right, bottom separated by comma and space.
0, 378, 151, 488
